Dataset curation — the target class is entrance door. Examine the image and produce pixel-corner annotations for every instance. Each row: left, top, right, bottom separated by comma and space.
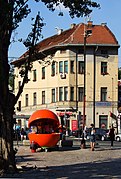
99, 115, 108, 129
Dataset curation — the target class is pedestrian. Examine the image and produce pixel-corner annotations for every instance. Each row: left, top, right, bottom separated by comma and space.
109, 124, 115, 147
90, 124, 96, 151
20, 128, 26, 141
81, 132, 86, 149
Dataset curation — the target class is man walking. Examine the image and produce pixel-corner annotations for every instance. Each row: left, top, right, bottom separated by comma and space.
109, 124, 115, 147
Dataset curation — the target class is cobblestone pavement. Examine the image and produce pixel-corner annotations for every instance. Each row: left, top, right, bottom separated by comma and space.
2, 139, 121, 178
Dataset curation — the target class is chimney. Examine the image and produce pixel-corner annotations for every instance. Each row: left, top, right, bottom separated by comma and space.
101, 23, 107, 26
55, 27, 63, 35
70, 23, 76, 29
87, 21, 93, 27
57, 29, 63, 35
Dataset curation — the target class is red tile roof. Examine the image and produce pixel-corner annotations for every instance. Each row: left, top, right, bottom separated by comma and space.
37, 22, 119, 49
12, 22, 119, 65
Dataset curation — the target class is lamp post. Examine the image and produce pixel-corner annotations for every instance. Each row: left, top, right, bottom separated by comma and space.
83, 34, 86, 131
81, 25, 92, 149
83, 28, 92, 130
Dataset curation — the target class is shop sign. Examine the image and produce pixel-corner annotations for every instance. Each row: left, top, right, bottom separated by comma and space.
95, 102, 112, 107
57, 112, 72, 116
72, 120, 78, 131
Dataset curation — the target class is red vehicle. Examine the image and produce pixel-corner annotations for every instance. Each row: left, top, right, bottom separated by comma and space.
28, 109, 60, 152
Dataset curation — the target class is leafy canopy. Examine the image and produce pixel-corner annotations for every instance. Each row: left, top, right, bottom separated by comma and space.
7, 0, 100, 30
41, 0, 100, 18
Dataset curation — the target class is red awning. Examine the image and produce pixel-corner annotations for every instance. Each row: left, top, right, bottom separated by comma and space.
57, 112, 72, 116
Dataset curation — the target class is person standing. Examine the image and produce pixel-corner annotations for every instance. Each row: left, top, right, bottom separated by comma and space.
109, 124, 115, 147
20, 128, 26, 141
90, 124, 96, 151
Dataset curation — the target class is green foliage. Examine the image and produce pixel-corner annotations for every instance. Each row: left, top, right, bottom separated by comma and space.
9, 65, 14, 91
41, 0, 100, 18
0, 0, 100, 33
23, 12, 45, 49
13, 1, 31, 30
118, 68, 121, 80
17, 12, 45, 82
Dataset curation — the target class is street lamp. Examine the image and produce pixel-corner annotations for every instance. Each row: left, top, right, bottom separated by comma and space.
81, 27, 92, 149
83, 28, 92, 130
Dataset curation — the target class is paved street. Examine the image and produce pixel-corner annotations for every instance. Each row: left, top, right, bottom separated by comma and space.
2, 139, 121, 178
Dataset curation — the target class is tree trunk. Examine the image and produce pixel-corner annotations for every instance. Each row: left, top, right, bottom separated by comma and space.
1, 113, 16, 171
0, 27, 16, 171
0, 93, 16, 172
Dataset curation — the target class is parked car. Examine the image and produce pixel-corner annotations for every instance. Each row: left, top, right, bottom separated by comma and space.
104, 129, 110, 140
115, 133, 121, 141
71, 129, 82, 138
86, 128, 109, 141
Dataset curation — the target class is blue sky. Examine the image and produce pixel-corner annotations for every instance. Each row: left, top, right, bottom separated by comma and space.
8, 0, 121, 66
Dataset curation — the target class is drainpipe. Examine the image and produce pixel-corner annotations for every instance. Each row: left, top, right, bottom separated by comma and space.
76, 52, 78, 112
93, 46, 98, 127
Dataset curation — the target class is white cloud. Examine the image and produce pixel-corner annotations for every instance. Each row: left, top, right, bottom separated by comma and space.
54, 3, 69, 12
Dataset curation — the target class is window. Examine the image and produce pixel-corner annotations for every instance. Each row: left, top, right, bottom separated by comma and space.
17, 101, 21, 111
101, 87, 107, 101
64, 61, 68, 73
59, 87, 63, 101
64, 87, 68, 101
56, 87, 58, 101
42, 91, 45, 104
33, 69, 37, 81
52, 89, 55, 103
56, 62, 58, 74
51, 62, 55, 76
33, 92, 37, 105
42, 67, 45, 79
78, 61, 84, 74
59, 61, 63, 73
78, 87, 84, 101
25, 94, 29, 106
101, 62, 107, 74
70, 87, 74, 101
18, 81, 21, 89
70, 61, 74, 73
59, 61, 68, 74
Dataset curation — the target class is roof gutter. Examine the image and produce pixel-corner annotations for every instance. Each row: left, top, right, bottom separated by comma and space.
38, 43, 120, 53
12, 43, 120, 66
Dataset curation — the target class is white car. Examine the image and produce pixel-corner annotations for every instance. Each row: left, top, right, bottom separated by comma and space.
115, 133, 121, 142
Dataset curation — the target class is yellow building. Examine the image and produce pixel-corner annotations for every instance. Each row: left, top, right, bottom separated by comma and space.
12, 21, 119, 131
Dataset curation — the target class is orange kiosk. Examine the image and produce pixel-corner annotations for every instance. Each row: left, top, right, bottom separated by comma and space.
28, 109, 60, 152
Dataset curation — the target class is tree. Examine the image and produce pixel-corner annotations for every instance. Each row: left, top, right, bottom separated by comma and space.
0, 0, 100, 173
118, 68, 121, 80
9, 61, 14, 91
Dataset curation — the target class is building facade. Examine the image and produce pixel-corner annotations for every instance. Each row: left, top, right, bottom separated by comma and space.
12, 21, 120, 131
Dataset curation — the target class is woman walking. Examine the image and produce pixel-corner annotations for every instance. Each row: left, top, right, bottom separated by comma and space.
90, 124, 96, 151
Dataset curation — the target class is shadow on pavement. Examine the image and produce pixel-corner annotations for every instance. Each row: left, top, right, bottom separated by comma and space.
4, 157, 121, 178
37, 158, 121, 179
3, 141, 121, 178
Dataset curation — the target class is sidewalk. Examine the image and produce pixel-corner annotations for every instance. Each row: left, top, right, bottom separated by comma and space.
2, 140, 121, 178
